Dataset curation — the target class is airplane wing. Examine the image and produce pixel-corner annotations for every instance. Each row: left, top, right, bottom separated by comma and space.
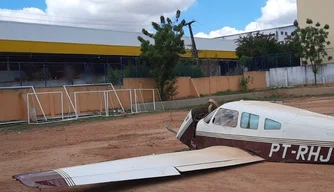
13, 146, 264, 189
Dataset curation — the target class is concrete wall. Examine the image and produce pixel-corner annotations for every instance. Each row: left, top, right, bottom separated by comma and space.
266, 63, 334, 87
5, 83, 334, 123
138, 86, 334, 111
0, 86, 132, 122
246, 71, 267, 90
0, 72, 267, 122
191, 71, 266, 96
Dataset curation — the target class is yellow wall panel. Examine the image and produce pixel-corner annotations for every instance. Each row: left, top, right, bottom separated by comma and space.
0, 39, 237, 59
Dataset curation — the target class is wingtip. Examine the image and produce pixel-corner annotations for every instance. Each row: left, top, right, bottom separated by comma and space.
12, 171, 70, 189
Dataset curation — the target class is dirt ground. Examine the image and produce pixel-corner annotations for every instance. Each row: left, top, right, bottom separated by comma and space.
1, 96, 334, 192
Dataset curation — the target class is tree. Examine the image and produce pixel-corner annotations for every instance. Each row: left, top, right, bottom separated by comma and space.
239, 55, 251, 68
235, 31, 303, 70
236, 32, 284, 58
107, 66, 121, 85
137, 10, 186, 101
293, 19, 333, 84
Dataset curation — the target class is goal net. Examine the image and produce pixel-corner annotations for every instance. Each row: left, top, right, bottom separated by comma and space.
105, 89, 134, 116
65, 83, 126, 119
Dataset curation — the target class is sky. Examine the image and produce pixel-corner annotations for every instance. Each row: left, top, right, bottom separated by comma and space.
0, 0, 297, 38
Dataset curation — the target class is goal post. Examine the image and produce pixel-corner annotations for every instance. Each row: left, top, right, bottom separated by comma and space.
27, 91, 65, 124
74, 90, 107, 118
106, 89, 134, 116
63, 83, 125, 119
73, 89, 133, 118
134, 89, 164, 113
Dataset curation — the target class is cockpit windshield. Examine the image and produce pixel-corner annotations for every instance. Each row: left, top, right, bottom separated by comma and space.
203, 108, 218, 124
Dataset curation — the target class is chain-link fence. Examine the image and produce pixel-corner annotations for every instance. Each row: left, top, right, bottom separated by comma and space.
177, 58, 241, 77
0, 62, 111, 87
245, 52, 300, 71
0, 52, 303, 88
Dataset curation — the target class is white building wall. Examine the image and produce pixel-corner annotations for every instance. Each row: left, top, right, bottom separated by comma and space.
266, 63, 334, 87
218, 25, 296, 43
276, 25, 296, 42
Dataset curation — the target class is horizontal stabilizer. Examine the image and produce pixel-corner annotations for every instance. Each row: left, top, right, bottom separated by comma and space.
13, 146, 264, 189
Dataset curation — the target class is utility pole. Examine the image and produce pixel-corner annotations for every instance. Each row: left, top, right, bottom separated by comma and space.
185, 20, 198, 59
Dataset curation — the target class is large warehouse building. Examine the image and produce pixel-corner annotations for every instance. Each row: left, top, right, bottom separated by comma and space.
0, 20, 237, 86
0, 20, 237, 59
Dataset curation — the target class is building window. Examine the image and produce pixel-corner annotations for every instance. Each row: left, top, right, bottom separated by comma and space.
281, 31, 283, 35
264, 119, 281, 130
240, 112, 259, 130
212, 108, 239, 127
285, 32, 288, 35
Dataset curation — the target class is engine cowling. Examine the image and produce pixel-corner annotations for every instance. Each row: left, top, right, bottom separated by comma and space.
176, 99, 219, 149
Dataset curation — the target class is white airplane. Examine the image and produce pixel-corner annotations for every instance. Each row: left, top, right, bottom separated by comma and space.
13, 99, 334, 189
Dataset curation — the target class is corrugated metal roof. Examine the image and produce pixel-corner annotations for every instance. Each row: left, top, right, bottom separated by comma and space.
0, 20, 237, 51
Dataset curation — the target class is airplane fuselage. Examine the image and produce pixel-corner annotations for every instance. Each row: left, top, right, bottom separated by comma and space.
192, 135, 334, 164
176, 100, 334, 164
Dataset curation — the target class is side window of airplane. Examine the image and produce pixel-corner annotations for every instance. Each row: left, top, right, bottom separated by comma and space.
264, 118, 281, 130
212, 108, 239, 127
240, 112, 259, 130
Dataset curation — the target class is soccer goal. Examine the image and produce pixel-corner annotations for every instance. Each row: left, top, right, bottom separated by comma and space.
133, 89, 164, 113
73, 88, 134, 118
105, 89, 134, 116
64, 83, 126, 119
0, 86, 47, 125
27, 91, 68, 124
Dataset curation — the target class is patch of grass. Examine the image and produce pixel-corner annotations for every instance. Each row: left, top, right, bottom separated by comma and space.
211, 90, 252, 96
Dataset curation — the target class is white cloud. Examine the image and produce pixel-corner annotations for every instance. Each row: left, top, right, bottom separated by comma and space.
0, 0, 196, 32
195, 27, 243, 38
195, 0, 297, 38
